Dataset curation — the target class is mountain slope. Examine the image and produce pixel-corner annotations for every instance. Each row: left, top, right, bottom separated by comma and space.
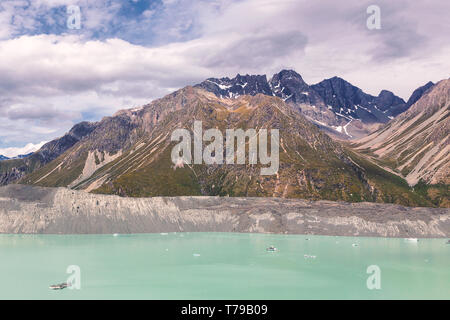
0, 122, 97, 185
22, 87, 436, 207
353, 79, 450, 189
0, 155, 9, 161
388, 81, 435, 117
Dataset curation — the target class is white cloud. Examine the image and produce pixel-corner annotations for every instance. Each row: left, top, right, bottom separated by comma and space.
0, 141, 47, 158
0, 0, 449, 149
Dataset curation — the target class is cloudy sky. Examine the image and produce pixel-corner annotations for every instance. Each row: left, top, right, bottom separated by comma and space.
0, 0, 449, 154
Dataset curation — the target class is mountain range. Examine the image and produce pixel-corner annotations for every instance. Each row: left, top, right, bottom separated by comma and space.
195, 70, 434, 139
0, 70, 448, 207
19, 87, 427, 206
0, 153, 34, 161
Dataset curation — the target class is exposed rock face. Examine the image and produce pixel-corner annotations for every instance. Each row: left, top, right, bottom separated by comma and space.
39, 121, 98, 160
0, 185, 448, 237
197, 74, 273, 98
269, 70, 324, 106
354, 79, 450, 186
0, 167, 24, 185
312, 77, 388, 123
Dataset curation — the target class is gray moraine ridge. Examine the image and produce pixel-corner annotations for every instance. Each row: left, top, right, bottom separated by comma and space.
0, 184, 449, 237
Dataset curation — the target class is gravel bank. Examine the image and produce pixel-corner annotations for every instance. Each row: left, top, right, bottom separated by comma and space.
0, 185, 449, 237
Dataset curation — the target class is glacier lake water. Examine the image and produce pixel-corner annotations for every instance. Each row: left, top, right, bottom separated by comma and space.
0, 232, 449, 300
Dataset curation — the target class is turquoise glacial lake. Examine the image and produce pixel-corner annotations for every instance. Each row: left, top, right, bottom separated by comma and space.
0, 233, 448, 299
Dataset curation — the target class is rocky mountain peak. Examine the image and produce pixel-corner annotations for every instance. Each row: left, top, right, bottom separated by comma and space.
378, 89, 398, 99
374, 90, 405, 112
273, 69, 304, 81
406, 81, 435, 107
195, 73, 272, 98
67, 121, 98, 140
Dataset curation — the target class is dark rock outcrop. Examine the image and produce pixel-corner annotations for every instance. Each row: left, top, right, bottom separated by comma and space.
310, 77, 406, 123
196, 74, 273, 98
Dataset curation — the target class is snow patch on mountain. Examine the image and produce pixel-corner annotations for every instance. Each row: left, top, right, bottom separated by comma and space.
206, 79, 232, 90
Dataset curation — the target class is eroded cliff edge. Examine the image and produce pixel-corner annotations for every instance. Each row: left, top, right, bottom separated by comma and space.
0, 185, 449, 237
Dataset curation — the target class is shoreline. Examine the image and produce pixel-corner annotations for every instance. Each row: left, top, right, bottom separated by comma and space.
1, 184, 449, 238
0, 232, 448, 240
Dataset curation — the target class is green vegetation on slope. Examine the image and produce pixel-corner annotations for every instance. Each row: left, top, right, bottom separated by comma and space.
93, 144, 202, 197
413, 180, 449, 208
346, 149, 444, 207
23, 152, 88, 188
